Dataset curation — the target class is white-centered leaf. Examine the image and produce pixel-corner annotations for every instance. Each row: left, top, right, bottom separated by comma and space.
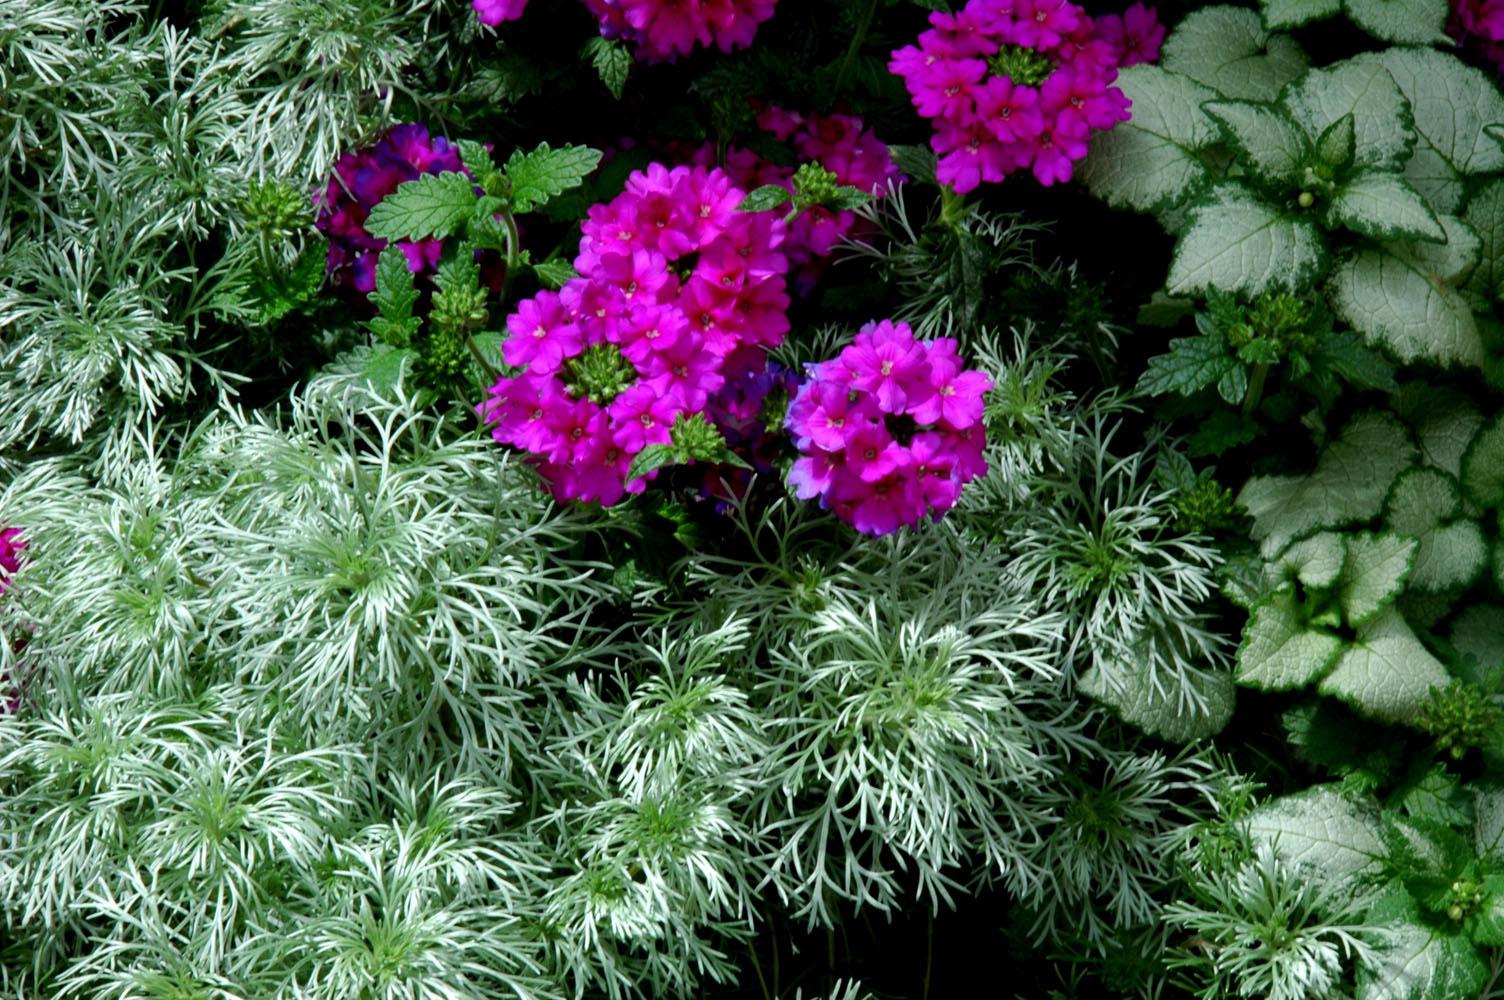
1238, 411, 1418, 556
1326, 170, 1444, 243
1411, 397, 1484, 478
1367, 47, 1504, 213
1319, 606, 1450, 722
1384, 466, 1462, 532
1162, 6, 1309, 101
1079, 66, 1221, 214
1167, 184, 1326, 297
1461, 411, 1504, 508
1344, 0, 1450, 44
1281, 59, 1414, 170
1358, 891, 1490, 1000
1236, 588, 1344, 689
1337, 532, 1417, 624
1464, 179, 1504, 297
1204, 99, 1311, 182
1328, 215, 1485, 369
1244, 784, 1388, 881
1277, 531, 1347, 589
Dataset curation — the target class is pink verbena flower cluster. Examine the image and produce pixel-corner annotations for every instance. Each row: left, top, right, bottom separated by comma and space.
1450, 0, 1504, 75
314, 125, 466, 294
0, 527, 23, 596
481, 0, 779, 60
786, 320, 992, 536
583, 0, 779, 60
480, 163, 791, 505
889, 0, 1162, 193
693, 106, 903, 292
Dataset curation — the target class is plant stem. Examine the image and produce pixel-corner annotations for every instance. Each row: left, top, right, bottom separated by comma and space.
833, 0, 880, 96
1242, 362, 1271, 417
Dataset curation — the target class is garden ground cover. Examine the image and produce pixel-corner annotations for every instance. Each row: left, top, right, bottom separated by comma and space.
2, 0, 1504, 997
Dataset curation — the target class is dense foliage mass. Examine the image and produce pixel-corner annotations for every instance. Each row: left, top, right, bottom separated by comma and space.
1, 0, 1503, 998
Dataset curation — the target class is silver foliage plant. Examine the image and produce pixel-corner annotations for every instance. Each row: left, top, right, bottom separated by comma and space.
0, 0, 462, 481
0, 8, 1257, 993
0, 328, 1241, 997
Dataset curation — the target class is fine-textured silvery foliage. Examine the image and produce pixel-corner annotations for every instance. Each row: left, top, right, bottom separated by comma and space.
1166, 840, 1387, 1000
0, 0, 458, 480
0, 334, 1240, 997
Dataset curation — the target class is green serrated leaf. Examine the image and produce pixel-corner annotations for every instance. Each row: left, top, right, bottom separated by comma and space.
887, 144, 936, 185
1460, 411, 1504, 508
1262, 0, 1342, 29
1320, 607, 1450, 722
1281, 59, 1414, 171
1344, 0, 1450, 44
504, 143, 604, 214
1167, 184, 1326, 297
1237, 411, 1418, 556
362, 346, 418, 395
1316, 113, 1357, 170
1244, 784, 1388, 882
532, 259, 579, 290
1137, 335, 1237, 396
1078, 65, 1221, 214
738, 184, 793, 212
1337, 532, 1417, 624
364, 171, 478, 242
1326, 171, 1445, 243
1367, 49, 1504, 213
584, 36, 631, 99
1204, 99, 1311, 182
626, 443, 687, 483
1163, 6, 1309, 101
1328, 215, 1484, 369
1237, 588, 1345, 689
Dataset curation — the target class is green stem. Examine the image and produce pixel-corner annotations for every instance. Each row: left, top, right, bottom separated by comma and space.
748, 940, 772, 1000
466, 334, 500, 385
1242, 362, 1271, 417
832, 0, 880, 96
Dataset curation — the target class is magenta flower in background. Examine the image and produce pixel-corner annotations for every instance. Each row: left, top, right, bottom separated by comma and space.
1450, 0, 1504, 74
576, 0, 779, 61
0, 527, 24, 596
480, 163, 792, 506
888, 0, 1155, 192
690, 106, 905, 293
314, 124, 466, 294
473, 0, 529, 25
785, 320, 992, 536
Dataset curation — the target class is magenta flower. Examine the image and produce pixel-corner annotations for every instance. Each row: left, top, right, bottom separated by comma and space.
840, 319, 934, 413
503, 291, 582, 373
888, 0, 1148, 194
481, 163, 792, 506
0, 527, 25, 596
580, 0, 780, 62
314, 124, 472, 295
1096, 3, 1165, 67
783, 320, 991, 536
473, 0, 529, 25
